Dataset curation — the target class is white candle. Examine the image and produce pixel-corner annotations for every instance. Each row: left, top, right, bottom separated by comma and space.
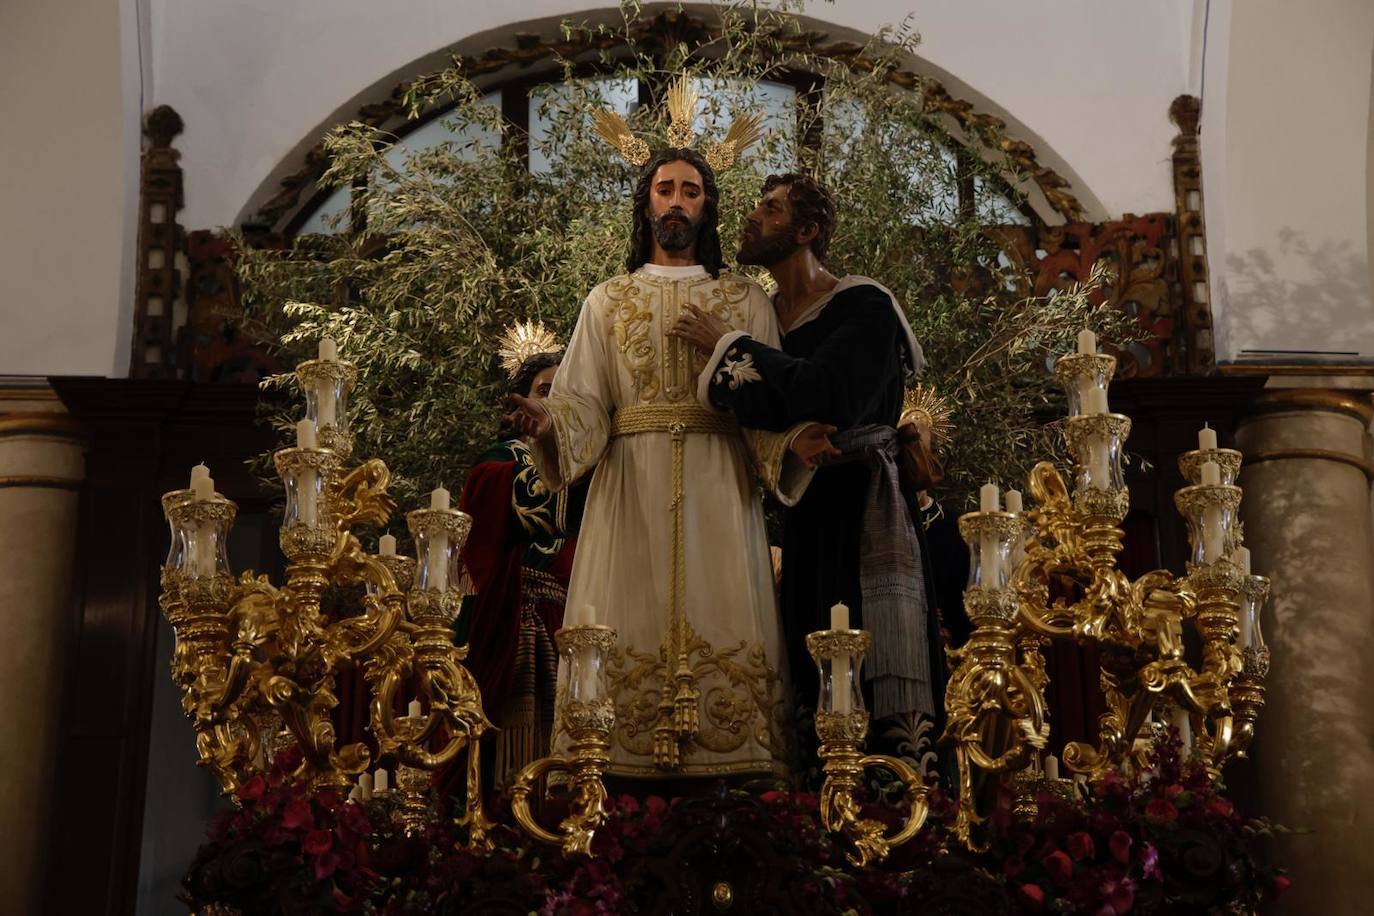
571, 645, 600, 701
1171, 706, 1192, 748
828, 602, 852, 714
1198, 424, 1218, 451
347, 785, 361, 803
374, 768, 389, 793
190, 467, 217, 577
296, 419, 317, 450
317, 381, 336, 428
831, 653, 852, 715
1200, 461, 1224, 563
830, 602, 850, 630
430, 486, 451, 511
1005, 490, 1023, 514
1239, 605, 1255, 650
379, 534, 397, 556
358, 772, 373, 800
979, 483, 1000, 513
427, 487, 451, 591
1235, 546, 1252, 574
319, 338, 338, 362
191, 466, 214, 502
1077, 329, 1097, 355
297, 466, 318, 528
565, 604, 595, 628
978, 484, 1003, 588
1087, 434, 1111, 490
1084, 386, 1109, 416
1045, 755, 1060, 780
408, 698, 422, 719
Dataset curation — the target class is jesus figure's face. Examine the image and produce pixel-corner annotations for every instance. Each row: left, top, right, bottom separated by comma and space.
646, 159, 707, 253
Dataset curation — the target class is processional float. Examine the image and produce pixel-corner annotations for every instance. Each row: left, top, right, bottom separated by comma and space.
157, 331, 1269, 861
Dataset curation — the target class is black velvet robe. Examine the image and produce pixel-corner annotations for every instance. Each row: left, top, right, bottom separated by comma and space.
704, 280, 946, 723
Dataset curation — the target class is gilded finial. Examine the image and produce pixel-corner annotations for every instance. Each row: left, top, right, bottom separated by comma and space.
705, 111, 764, 172
591, 109, 650, 167
665, 76, 699, 148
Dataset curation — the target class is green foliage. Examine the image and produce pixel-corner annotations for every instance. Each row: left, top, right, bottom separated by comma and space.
235, 1, 1138, 511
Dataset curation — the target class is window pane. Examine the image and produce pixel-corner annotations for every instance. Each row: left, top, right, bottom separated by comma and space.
384, 90, 502, 170
691, 77, 796, 174
530, 78, 638, 175
975, 175, 1031, 225
297, 186, 351, 235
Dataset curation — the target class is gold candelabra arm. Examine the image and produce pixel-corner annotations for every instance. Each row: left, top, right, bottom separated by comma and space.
509, 710, 613, 857
331, 458, 396, 532
510, 625, 617, 857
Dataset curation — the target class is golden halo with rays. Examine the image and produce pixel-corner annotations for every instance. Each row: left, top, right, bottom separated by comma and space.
496, 320, 563, 379
589, 74, 764, 173
900, 384, 954, 451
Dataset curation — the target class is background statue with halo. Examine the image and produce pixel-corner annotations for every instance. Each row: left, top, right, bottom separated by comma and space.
444, 320, 587, 795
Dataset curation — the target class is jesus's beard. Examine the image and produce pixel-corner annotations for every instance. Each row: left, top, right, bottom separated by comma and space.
737, 225, 801, 267
651, 210, 702, 253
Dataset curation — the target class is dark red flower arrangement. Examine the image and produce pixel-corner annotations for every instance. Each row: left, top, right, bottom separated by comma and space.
994, 727, 1291, 915
182, 731, 1288, 915
181, 746, 378, 915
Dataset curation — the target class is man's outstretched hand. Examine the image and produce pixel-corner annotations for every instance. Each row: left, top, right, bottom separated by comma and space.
668, 304, 734, 353
505, 393, 553, 439
790, 423, 840, 470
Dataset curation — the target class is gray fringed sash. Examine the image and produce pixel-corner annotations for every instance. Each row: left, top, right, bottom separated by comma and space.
827, 424, 935, 721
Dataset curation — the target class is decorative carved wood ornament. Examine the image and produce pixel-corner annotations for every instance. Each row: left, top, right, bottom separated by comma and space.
249, 10, 1087, 228
131, 105, 186, 379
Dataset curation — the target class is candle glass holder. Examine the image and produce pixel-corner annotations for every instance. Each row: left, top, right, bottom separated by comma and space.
1174, 482, 1242, 570
1053, 352, 1116, 417
958, 511, 1021, 594
1179, 447, 1243, 486
1239, 573, 1270, 657
274, 446, 341, 561
297, 358, 358, 460
1065, 413, 1131, 510
808, 628, 868, 722
164, 490, 236, 580
406, 507, 472, 599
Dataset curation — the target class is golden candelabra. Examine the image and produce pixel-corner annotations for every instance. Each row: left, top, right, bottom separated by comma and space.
938, 345, 1271, 851
805, 628, 931, 867
157, 344, 622, 850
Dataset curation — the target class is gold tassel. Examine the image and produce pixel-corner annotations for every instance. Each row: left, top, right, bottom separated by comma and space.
673, 664, 700, 738
653, 693, 680, 768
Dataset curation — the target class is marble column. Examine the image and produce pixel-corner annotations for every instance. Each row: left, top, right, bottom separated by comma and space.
0, 390, 85, 913
1235, 388, 1374, 914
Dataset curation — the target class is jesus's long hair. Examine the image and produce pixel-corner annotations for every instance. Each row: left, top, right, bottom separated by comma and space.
625, 147, 724, 278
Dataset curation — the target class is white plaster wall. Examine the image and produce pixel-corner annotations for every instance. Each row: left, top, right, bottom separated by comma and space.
0, 0, 146, 377
149, 0, 1194, 231
1204, 0, 1374, 364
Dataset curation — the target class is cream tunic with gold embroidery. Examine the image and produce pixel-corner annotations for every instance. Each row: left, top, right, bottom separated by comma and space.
530, 263, 809, 777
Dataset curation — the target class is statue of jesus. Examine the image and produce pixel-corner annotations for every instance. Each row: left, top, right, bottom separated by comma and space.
506, 139, 826, 777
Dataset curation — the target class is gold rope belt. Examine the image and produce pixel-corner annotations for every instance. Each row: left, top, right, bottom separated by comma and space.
609, 403, 739, 438
608, 402, 738, 768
